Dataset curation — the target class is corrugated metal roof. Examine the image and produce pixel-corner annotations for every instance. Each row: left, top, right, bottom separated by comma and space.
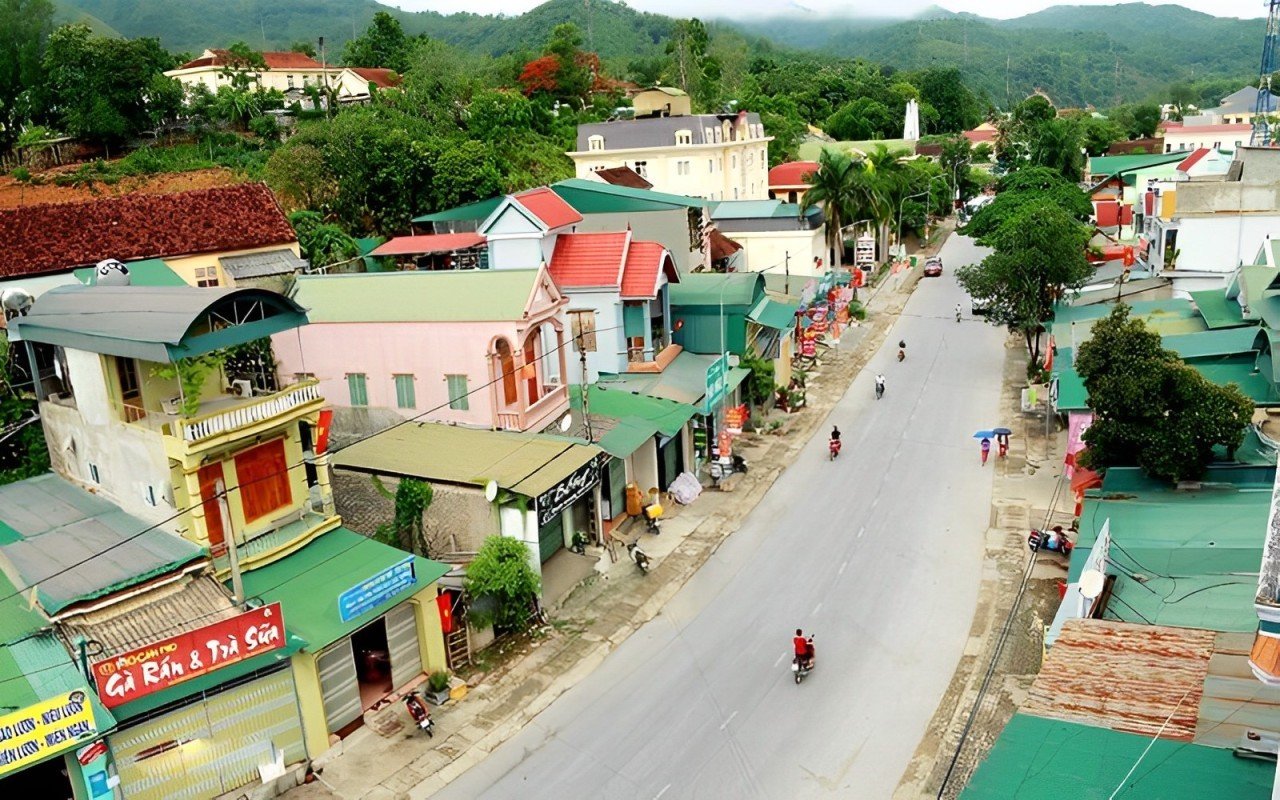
551, 178, 707, 212
570, 384, 698, 438
10, 285, 309, 363
290, 269, 542, 323
1025, 620, 1213, 741
0, 475, 204, 614
56, 575, 236, 660
1190, 289, 1247, 329
219, 248, 307, 279
412, 196, 503, 224
669, 272, 762, 308
333, 423, 601, 498
369, 233, 486, 256
747, 296, 800, 330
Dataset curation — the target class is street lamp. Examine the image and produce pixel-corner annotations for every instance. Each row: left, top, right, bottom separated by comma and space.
896, 175, 948, 255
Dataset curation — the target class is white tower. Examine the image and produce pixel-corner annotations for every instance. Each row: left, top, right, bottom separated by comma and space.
903, 99, 920, 141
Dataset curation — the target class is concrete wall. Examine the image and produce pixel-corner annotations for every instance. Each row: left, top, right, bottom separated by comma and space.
574, 210, 704, 273
572, 140, 771, 202
1160, 215, 1280, 273
727, 229, 826, 274
564, 291, 625, 382
332, 470, 499, 557
1163, 129, 1250, 153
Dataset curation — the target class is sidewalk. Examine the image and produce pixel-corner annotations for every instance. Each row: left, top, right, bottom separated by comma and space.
893, 338, 1074, 799
284, 249, 937, 800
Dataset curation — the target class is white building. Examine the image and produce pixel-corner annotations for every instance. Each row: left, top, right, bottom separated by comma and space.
709, 200, 827, 276
164, 50, 399, 101
1160, 122, 1253, 153
568, 87, 771, 202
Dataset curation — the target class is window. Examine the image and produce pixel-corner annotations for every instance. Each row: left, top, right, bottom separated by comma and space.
704, 127, 714, 142
569, 310, 597, 352
633, 161, 648, 177
194, 266, 219, 287
708, 159, 715, 173
733, 187, 739, 199
540, 327, 561, 384
675, 129, 692, 145
393, 374, 416, 409
235, 439, 292, 524
588, 134, 604, 151
445, 374, 469, 410
732, 154, 738, 170
494, 338, 518, 405
346, 373, 368, 406
746, 151, 753, 167
88, 463, 100, 484
287, 74, 295, 89
1213, 141, 1221, 149
677, 160, 690, 176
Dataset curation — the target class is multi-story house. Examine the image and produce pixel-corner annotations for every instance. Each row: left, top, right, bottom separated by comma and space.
1160, 121, 1253, 153
163, 50, 399, 101
568, 87, 772, 201
11, 282, 451, 764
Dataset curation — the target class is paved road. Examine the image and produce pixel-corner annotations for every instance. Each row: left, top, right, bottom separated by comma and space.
432, 235, 1004, 800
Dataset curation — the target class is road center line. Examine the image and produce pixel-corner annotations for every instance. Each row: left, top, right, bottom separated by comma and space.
719, 711, 738, 730
871, 496, 880, 509
774, 652, 786, 667
812, 602, 823, 615
857, 526, 866, 539
838, 560, 848, 574
654, 784, 672, 800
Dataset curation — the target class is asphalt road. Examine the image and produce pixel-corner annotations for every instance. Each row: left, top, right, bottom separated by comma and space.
432, 234, 1004, 800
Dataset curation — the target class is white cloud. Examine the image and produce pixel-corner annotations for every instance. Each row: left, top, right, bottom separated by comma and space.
393, 0, 1266, 20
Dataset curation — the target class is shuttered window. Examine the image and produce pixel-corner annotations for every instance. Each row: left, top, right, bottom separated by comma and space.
446, 374, 469, 410
393, 374, 415, 409
235, 439, 292, 524
346, 373, 368, 406
623, 302, 646, 338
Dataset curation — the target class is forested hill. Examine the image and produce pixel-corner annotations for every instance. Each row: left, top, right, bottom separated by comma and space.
54, 0, 1262, 107
731, 3, 1260, 107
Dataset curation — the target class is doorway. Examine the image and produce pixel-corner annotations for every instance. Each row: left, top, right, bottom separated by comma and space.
0, 754, 73, 799
351, 618, 392, 710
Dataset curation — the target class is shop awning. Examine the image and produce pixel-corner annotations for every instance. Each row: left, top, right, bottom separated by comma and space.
370, 233, 487, 257
597, 418, 660, 458
747, 296, 800, 331
597, 353, 752, 412
240, 527, 450, 651
573, 384, 698, 437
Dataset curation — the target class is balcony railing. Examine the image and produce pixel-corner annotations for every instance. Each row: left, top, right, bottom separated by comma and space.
174, 380, 321, 443
495, 384, 568, 431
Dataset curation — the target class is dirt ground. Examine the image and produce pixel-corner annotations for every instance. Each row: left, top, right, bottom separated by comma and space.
0, 166, 243, 209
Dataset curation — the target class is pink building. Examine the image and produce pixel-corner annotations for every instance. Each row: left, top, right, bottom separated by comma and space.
274, 267, 570, 435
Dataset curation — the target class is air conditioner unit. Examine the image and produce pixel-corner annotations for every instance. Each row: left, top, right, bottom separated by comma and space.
231, 380, 253, 398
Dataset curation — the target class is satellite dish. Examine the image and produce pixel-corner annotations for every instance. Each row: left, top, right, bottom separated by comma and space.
1079, 569, 1106, 600
558, 413, 573, 433
484, 480, 498, 502
93, 258, 131, 287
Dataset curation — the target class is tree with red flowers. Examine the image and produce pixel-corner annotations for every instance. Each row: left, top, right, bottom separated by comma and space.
518, 55, 561, 97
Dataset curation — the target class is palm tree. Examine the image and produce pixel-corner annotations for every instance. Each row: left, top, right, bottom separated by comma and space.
863, 144, 912, 261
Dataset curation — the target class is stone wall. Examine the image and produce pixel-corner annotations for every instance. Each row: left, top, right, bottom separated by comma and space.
333, 469, 498, 558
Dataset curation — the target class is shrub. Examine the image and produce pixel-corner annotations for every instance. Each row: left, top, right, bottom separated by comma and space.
10, 167, 30, 183
464, 535, 541, 633
427, 670, 451, 693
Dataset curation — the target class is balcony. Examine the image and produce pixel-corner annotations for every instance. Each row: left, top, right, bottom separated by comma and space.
626, 343, 683, 374
495, 384, 569, 431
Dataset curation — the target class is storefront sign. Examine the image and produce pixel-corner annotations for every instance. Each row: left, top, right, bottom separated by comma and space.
536, 456, 601, 528
75, 741, 113, 799
91, 603, 285, 708
704, 354, 729, 414
339, 557, 416, 623
0, 690, 97, 777
724, 405, 747, 434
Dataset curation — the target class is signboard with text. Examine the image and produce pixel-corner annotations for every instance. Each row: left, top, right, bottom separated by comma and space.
704, 355, 729, 414
339, 557, 417, 623
91, 603, 285, 708
0, 691, 98, 777
536, 456, 602, 528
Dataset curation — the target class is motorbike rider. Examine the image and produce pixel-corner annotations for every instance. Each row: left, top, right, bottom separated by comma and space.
793, 628, 815, 669
404, 691, 430, 725
830, 426, 841, 443
955, 303, 963, 322
875, 374, 886, 398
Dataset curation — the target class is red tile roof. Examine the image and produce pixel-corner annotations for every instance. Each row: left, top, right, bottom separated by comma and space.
370, 233, 485, 257
0, 183, 296, 278
549, 232, 629, 288
1176, 147, 1211, 173
593, 166, 652, 190
709, 228, 742, 261
768, 161, 820, 188
177, 50, 326, 71
514, 187, 583, 230
620, 241, 677, 298
349, 67, 401, 89
963, 128, 999, 145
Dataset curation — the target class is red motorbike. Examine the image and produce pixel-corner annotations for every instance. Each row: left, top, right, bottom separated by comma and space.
829, 438, 842, 460
1028, 526, 1073, 557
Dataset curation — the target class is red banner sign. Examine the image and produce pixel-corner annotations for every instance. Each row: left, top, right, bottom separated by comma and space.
315, 408, 334, 455
91, 603, 286, 708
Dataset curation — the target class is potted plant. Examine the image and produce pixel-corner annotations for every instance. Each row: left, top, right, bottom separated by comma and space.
426, 670, 452, 705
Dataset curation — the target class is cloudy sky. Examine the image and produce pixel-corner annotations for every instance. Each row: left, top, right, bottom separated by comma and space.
395, 0, 1265, 19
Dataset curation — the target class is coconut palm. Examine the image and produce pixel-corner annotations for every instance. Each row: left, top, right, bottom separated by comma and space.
800, 149, 860, 271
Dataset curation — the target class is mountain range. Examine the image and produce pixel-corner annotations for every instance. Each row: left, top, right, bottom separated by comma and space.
53, 0, 1263, 107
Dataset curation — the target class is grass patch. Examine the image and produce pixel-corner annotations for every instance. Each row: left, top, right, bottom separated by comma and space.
49, 134, 273, 188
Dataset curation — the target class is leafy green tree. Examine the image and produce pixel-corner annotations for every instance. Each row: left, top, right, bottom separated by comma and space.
0, 0, 53, 150
465, 535, 542, 632
373, 477, 433, 554
289, 41, 317, 59
1080, 115, 1126, 156
913, 66, 983, 133
800, 149, 870, 269
1109, 102, 1162, 139
265, 143, 336, 211
466, 89, 535, 141
665, 18, 718, 110
0, 334, 48, 486
289, 210, 358, 269
400, 38, 479, 128
145, 73, 185, 129
825, 97, 895, 141
963, 166, 1092, 243
1028, 116, 1084, 182
428, 139, 504, 209
1076, 305, 1253, 483
956, 199, 1092, 363
627, 56, 665, 87
343, 11, 410, 73
546, 23, 592, 104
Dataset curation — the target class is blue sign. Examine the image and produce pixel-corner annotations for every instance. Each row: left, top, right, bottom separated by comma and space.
704, 354, 729, 414
338, 556, 417, 623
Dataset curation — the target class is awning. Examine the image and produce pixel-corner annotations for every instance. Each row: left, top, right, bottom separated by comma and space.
219, 248, 308, 279
240, 527, 450, 651
725, 366, 750, 394
748, 296, 800, 330
370, 233, 487, 257
597, 418, 660, 458
572, 384, 698, 437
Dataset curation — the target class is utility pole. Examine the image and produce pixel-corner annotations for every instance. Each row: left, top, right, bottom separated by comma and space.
217, 478, 244, 605
784, 251, 791, 296
578, 331, 593, 443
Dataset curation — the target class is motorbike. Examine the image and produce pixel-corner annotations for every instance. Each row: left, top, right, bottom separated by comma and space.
897, 349, 905, 362
628, 543, 651, 574
875, 382, 885, 400
956, 309, 962, 323
829, 437, 842, 460
404, 691, 434, 737
643, 498, 664, 534
1028, 527, 1073, 556
792, 636, 815, 684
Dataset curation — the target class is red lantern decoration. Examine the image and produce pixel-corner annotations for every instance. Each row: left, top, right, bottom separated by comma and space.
437, 593, 454, 634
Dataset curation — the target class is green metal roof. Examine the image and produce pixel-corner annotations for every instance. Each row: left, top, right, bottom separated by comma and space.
1160, 326, 1261, 359
1052, 298, 1194, 328
0, 570, 50, 646
747, 296, 800, 330
708, 200, 820, 221
73, 258, 186, 287
1088, 151, 1186, 177
291, 269, 540, 323
239, 527, 448, 651
669, 272, 763, 308
1073, 466, 1272, 632
1189, 289, 1247, 329
595, 418, 660, 458
961, 713, 1272, 800
9, 286, 308, 363
572, 384, 698, 438
412, 196, 504, 224
599, 351, 718, 407
333, 424, 600, 498
551, 179, 707, 212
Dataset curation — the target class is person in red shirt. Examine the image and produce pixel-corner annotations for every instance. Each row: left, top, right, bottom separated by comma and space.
793, 628, 814, 669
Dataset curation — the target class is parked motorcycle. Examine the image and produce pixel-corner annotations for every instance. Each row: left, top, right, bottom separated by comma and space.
643, 497, 664, 534
628, 543, 651, 574
1028, 526, 1074, 557
792, 636, 815, 685
404, 691, 434, 737
829, 438, 842, 460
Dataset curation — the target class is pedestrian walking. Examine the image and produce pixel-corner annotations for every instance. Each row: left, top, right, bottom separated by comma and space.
980, 437, 991, 466
997, 433, 1009, 459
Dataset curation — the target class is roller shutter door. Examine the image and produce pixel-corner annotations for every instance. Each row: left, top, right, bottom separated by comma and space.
386, 602, 423, 690
317, 639, 361, 732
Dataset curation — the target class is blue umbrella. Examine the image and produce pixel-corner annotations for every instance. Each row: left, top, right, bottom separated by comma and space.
973, 430, 996, 439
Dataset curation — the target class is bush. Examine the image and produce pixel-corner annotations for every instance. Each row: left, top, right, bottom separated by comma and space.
10, 167, 30, 183
427, 670, 451, 693
248, 115, 280, 141
464, 535, 541, 633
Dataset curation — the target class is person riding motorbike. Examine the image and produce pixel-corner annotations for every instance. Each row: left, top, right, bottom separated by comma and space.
897, 348, 905, 362
875, 374, 886, 399
830, 426, 841, 443
955, 303, 962, 323
793, 628, 815, 669
829, 426, 842, 459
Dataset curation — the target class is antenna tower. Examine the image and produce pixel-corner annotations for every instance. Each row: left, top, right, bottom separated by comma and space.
1252, 0, 1280, 146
